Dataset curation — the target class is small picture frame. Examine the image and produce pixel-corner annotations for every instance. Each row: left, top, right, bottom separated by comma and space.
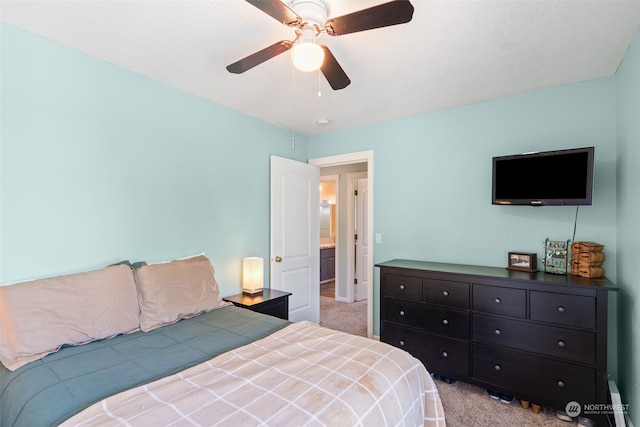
507, 252, 538, 272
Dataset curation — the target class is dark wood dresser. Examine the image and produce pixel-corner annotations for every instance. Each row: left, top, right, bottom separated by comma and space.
377, 259, 617, 426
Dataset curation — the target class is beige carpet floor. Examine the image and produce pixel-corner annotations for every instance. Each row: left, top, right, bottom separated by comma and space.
436, 379, 579, 426
319, 281, 367, 337
319, 296, 367, 337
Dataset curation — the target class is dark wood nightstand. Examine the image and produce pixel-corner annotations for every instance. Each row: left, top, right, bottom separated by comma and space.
223, 289, 292, 320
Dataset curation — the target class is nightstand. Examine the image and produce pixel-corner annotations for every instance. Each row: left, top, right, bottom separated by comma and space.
223, 289, 292, 320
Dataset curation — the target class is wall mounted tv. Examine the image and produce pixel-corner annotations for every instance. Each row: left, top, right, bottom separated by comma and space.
492, 146, 594, 206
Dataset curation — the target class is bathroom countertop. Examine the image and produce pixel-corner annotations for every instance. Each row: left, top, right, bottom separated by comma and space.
320, 244, 335, 249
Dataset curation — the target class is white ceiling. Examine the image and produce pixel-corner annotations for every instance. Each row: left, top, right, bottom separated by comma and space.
2, 0, 640, 136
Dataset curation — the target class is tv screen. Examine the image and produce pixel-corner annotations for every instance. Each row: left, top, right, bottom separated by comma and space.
492, 147, 594, 206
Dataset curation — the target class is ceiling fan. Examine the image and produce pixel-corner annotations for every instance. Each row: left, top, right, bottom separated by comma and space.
226, 0, 415, 90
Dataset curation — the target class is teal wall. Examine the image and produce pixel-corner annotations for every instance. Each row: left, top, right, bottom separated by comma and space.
308, 78, 618, 333
0, 24, 307, 296
615, 32, 640, 425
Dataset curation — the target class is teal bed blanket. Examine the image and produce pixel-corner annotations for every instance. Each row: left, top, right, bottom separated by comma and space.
0, 305, 289, 427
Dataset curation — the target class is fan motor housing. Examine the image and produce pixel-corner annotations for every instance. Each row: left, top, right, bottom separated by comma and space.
289, 0, 327, 28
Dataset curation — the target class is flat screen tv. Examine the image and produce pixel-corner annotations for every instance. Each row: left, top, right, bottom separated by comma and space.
492, 146, 594, 206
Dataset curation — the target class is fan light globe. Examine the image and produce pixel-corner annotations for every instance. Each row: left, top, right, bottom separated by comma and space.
292, 41, 324, 72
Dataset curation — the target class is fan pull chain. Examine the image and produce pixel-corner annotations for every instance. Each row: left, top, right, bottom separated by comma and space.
318, 70, 322, 97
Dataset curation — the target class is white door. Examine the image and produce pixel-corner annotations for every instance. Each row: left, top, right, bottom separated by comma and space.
270, 155, 320, 323
354, 178, 369, 302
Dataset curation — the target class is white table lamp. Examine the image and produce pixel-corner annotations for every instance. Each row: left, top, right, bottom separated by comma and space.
242, 257, 264, 295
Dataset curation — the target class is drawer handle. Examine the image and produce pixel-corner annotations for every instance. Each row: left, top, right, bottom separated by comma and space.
494, 329, 501, 335
400, 284, 405, 290
558, 306, 565, 313
494, 364, 501, 372
442, 351, 448, 358
399, 340, 405, 347
442, 319, 449, 325
557, 380, 565, 388
443, 291, 449, 296
399, 310, 405, 316
557, 340, 566, 348
494, 298, 502, 304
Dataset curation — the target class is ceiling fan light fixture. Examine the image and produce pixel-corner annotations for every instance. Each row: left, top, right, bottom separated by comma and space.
292, 40, 324, 72
228, 0, 414, 90
289, 0, 327, 29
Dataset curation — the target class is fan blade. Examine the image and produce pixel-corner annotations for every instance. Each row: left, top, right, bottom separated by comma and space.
320, 46, 351, 90
246, 0, 301, 27
325, 0, 414, 36
227, 40, 293, 74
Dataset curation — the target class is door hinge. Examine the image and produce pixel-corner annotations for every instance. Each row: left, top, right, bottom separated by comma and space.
354, 233, 357, 241
354, 278, 358, 284
354, 190, 358, 196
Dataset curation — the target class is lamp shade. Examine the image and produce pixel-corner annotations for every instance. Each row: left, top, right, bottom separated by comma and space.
292, 41, 324, 72
242, 257, 264, 295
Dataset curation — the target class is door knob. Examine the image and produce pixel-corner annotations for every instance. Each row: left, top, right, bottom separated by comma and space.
274, 256, 283, 263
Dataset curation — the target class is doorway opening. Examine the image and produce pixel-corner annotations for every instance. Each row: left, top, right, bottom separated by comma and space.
310, 151, 373, 338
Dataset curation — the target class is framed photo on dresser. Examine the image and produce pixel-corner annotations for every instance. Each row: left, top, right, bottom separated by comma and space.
507, 252, 538, 272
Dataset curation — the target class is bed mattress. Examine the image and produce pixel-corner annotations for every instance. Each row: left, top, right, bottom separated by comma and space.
0, 305, 289, 427
62, 320, 445, 426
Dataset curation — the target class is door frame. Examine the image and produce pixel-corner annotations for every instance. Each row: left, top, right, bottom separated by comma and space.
309, 151, 374, 338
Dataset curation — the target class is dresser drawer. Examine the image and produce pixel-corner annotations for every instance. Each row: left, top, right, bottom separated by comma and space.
472, 345, 595, 405
473, 314, 596, 365
384, 273, 423, 301
383, 323, 469, 379
385, 299, 469, 339
530, 291, 596, 329
384, 299, 424, 328
425, 279, 470, 308
473, 284, 526, 318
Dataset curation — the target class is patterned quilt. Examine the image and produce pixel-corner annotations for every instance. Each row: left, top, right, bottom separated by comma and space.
62, 321, 446, 426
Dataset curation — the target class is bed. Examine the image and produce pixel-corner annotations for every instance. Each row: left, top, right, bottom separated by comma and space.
0, 255, 445, 426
